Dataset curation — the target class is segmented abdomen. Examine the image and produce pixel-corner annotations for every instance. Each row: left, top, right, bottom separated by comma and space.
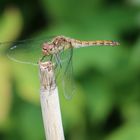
71, 39, 120, 48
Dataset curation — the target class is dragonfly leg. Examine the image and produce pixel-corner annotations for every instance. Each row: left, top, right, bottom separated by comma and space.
50, 55, 53, 61
40, 55, 46, 62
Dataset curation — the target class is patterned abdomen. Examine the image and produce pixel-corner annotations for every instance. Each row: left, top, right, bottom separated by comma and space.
71, 39, 120, 48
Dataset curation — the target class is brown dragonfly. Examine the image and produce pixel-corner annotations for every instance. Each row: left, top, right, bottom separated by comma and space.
0, 35, 120, 99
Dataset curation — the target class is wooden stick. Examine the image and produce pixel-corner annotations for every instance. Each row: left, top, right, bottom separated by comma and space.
39, 61, 65, 140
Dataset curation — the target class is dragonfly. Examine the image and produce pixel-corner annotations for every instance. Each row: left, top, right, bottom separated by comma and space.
0, 35, 120, 99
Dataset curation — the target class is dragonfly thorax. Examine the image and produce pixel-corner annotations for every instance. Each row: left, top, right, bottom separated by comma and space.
42, 38, 71, 56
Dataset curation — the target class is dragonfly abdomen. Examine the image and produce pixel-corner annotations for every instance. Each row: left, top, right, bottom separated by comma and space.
71, 40, 120, 48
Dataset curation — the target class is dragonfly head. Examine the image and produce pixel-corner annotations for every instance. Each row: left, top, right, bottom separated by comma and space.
42, 43, 54, 56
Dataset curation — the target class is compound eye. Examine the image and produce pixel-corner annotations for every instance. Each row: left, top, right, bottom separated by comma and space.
43, 43, 50, 49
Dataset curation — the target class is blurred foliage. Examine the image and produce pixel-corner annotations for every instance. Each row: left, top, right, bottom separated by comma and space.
0, 0, 140, 140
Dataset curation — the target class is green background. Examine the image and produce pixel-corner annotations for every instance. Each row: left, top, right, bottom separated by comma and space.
0, 0, 140, 140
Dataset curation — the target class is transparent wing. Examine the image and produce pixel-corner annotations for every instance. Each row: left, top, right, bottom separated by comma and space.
0, 36, 53, 65
56, 48, 76, 99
